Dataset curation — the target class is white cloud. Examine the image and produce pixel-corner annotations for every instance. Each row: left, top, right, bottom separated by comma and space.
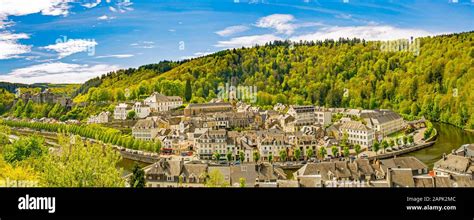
42, 39, 98, 58
0, 62, 120, 84
215, 34, 282, 48
97, 15, 115, 20
82, 0, 101, 8
0, 17, 14, 29
0, 32, 29, 41
291, 25, 434, 41
117, 0, 133, 9
0, 0, 104, 60
109, 0, 133, 13
215, 25, 249, 37
0, 32, 31, 59
95, 54, 134, 58
255, 14, 296, 35
0, 0, 72, 17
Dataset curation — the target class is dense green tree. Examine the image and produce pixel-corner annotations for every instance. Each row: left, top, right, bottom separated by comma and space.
127, 110, 136, 119
331, 146, 339, 158
22, 100, 34, 118
294, 148, 301, 161
389, 140, 395, 148
39, 134, 124, 187
253, 150, 260, 163
279, 149, 287, 162
213, 151, 220, 162
343, 146, 350, 157
185, 79, 192, 102
319, 147, 327, 159
13, 99, 24, 117
372, 141, 380, 154
306, 148, 314, 159
381, 140, 389, 153
239, 151, 245, 163
129, 163, 146, 188
424, 127, 433, 140
239, 177, 246, 187
3, 136, 46, 164
354, 144, 361, 157
205, 169, 229, 187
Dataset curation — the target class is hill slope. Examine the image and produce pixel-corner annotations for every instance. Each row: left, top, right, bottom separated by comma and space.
59, 32, 474, 129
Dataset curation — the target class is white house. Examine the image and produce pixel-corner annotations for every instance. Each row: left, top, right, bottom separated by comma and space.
315, 109, 332, 126
257, 132, 291, 161
361, 110, 405, 137
133, 102, 151, 119
132, 118, 159, 141
114, 103, 129, 120
144, 92, 183, 112
287, 105, 315, 123
194, 130, 228, 160
87, 111, 110, 124
339, 121, 375, 148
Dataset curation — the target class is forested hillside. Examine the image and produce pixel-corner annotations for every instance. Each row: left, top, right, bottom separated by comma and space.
14, 31, 474, 129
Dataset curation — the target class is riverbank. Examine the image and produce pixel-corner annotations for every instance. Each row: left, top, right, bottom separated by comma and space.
407, 122, 474, 168
367, 141, 436, 160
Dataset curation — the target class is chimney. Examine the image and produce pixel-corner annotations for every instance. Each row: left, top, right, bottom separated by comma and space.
443, 153, 447, 160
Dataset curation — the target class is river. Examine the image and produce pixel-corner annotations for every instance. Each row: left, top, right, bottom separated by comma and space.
407, 122, 474, 168
117, 158, 149, 176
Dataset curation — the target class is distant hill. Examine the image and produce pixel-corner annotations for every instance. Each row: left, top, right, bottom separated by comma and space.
0, 82, 79, 95
0, 82, 46, 93
48, 31, 474, 129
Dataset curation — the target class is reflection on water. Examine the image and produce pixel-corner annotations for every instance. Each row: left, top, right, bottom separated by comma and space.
407, 122, 474, 168
117, 158, 149, 176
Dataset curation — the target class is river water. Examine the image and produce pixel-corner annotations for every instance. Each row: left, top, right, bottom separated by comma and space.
407, 122, 474, 168
117, 158, 149, 176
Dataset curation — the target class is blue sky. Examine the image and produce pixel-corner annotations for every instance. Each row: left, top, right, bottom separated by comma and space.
0, 0, 473, 84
